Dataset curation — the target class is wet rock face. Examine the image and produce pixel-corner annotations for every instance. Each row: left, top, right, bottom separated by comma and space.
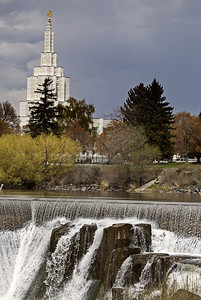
50, 223, 97, 282
112, 288, 125, 300
49, 222, 151, 293
79, 224, 98, 258
50, 223, 97, 255
48, 221, 201, 300
135, 223, 151, 251
130, 253, 170, 286
50, 223, 71, 253
104, 247, 141, 290
90, 223, 135, 280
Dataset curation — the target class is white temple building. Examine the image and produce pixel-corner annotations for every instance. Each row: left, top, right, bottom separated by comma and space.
19, 16, 70, 127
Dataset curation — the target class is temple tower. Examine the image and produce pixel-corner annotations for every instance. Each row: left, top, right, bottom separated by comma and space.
19, 13, 70, 127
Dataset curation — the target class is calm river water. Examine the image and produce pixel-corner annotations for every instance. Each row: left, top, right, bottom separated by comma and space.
0, 188, 201, 203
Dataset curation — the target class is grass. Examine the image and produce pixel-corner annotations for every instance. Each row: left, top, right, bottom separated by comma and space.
152, 162, 201, 170
152, 162, 192, 169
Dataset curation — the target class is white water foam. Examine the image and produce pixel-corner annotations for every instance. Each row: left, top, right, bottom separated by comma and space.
0, 221, 57, 300
152, 228, 201, 255
167, 263, 201, 296
0, 214, 200, 300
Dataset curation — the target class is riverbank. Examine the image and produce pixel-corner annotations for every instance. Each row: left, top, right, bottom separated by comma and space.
35, 164, 201, 195
149, 165, 201, 194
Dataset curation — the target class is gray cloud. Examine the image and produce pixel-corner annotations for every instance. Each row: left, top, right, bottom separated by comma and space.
0, 0, 201, 117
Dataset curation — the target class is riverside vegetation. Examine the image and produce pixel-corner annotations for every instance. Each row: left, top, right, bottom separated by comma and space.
40, 163, 201, 193
0, 135, 201, 191
0, 77, 201, 191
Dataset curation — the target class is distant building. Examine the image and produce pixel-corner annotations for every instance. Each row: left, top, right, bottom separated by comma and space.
92, 118, 112, 135
19, 14, 112, 137
19, 18, 70, 128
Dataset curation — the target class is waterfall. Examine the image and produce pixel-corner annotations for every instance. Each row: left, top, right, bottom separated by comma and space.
1, 198, 201, 236
167, 262, 201, 296
0, 222, 53, 299
0, 197, 201, 299
152, 229, 201, 255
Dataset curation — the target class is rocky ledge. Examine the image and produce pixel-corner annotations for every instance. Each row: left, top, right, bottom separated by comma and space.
26, 221, 201, 300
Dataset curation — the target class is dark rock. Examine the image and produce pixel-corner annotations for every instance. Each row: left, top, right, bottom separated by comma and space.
111, 253, 170, 291
171, 289, 201, 300
50, 223, 97, 255
103, 223, 133, 252
49, 223, 97, 285
85, 280, 102, 300
65, 224, 98, 280
91, 223, 134, 280
79, 224, 98, 259
50, 222, 71, 253
112, 288, 138, 300
135, 223, 152, 251
104, 247, 141, 290
112, 287, 124, 300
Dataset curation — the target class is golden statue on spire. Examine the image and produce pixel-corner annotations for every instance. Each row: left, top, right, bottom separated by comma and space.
48, 9, 54, 22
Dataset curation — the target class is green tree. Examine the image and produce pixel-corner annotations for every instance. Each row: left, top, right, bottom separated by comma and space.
59, 97, 95, 133
0, 133, 81, 187
0, 101, 20, 131
121, 79, 174, 158
28, 78, 61, 137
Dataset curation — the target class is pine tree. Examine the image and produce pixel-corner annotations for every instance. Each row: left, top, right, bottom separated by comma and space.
121, 79, 174, 158
28, 78, 61, 137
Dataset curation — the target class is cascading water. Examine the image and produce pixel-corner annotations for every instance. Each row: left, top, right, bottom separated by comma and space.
0, 222, 54, 299
0, 197, 201, 299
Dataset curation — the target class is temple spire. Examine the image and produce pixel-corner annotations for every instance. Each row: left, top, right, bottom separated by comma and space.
19, 11, 70, 128
44, 22, 54, 53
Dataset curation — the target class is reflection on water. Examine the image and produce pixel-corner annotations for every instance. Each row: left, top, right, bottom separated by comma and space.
0, 189, 201, 203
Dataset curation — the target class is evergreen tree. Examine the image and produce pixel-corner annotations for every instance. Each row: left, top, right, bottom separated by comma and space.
121, 79, 174, 158
28, 78, 61, 137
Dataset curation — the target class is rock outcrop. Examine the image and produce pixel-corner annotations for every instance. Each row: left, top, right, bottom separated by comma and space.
48, 221, 201, 300
50, 222, 71, 252
90, 223, 135, 280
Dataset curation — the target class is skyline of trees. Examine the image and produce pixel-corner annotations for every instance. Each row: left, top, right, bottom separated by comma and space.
1, 77, 201, 163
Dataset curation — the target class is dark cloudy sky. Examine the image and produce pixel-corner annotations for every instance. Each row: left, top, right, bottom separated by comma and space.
1, 0, 201, 117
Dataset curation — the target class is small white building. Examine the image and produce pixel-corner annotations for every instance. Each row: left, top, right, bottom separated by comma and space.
19, 19, 70, 127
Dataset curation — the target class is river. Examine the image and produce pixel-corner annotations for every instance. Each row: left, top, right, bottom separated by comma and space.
0, 190, 201, 299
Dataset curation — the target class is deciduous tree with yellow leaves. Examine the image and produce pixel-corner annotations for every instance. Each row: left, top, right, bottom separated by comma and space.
0, 134, 81, 187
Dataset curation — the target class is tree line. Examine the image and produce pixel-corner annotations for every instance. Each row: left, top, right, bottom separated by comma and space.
0, 77, 201, 187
